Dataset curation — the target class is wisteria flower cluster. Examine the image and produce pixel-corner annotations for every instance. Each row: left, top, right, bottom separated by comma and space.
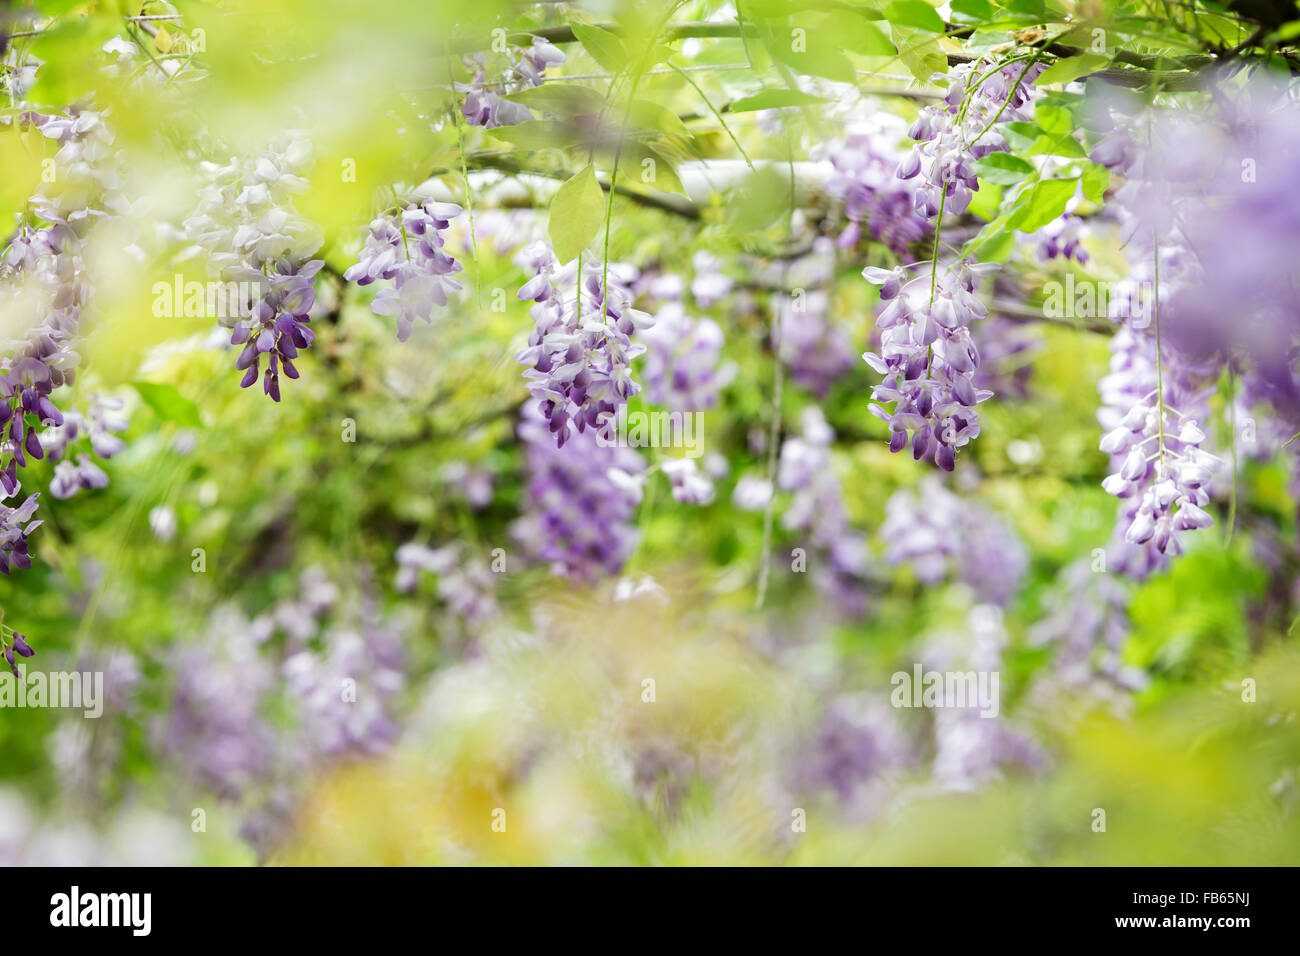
345, 197, 465, 341
898, 57, 1047, 217
183, 135, 324, 402
862, 259, 996, 471
515, 241, 655, 446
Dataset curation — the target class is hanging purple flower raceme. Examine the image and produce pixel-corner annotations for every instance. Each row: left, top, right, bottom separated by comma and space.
512, 400, 645, 581
345, 197, 464, 341
459, 36, 565, 129
514, 241, 655, 447
862, 259, 996, 471
183, 135, 324, 403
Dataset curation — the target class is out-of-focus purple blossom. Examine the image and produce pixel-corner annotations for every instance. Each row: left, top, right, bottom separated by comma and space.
732, 473, 773, 511
972, 314, 1039, 398
512, 400, 645, 581
514, 241, 655, 447
689, 251, 733, 307
441, 461, 494, 509
1037, 211, 1089, 263
395, 541, 500, 624
345, 197, 464, 341
459, 37, 565, 129
775, 288, 856, 397
924, 606, 1048, 791
639, 302, 735, 411
1030, 559, 1144, 691
789, 693, 912, 818
778, 407, 872, 615
879, 477, 1026, 605
42, 395, 128, 499
662, 458, 714, 505
815, 113, 930, 255
862, 258, 997, 470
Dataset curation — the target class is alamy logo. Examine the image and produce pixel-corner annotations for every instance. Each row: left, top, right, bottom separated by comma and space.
595, 406, 704, 458
152, 274, 267, 319
0, 669, 103, 718
50, 886, 151, 936
890, 664, 1000, 718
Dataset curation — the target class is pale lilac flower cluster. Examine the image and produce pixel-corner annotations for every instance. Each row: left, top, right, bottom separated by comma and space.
862, 259, 996, 470
459, 37, 565, 129
0, 492, 40, 577
512, 401, 645, 581
898, 58, 1046, 217
42, 395, 128, 499
183, 135, 323, 402
1098, 324, 1221, 575
816, 113, 929, 255
879, 477, 1026, 605
638, 301, 735, 411
345, 198, 464, 341
515, 241, 655, 446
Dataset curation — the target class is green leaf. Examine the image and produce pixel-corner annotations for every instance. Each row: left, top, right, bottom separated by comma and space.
950, 0, 995, 20
1035, 104, 1073, 137
132, 382, 204, 429
764, 24, 857, 82
504, 84, 606, 117
727, 164, 792, 233
622, 146, 686, 196
628, 100, 692, 138
1036, 53, 1110, 86
1026, 133, 1087, 159
1008, 178, 1078, 232
1081, 162, 1110, 203
967, 180, 1003, 221
891, 24, 946, 82
974, 153, 1035, 185
488, 121, 581, 150
826, 12, 897, 56
728, 89, 827, 113
884, 1, 946, 32
571, 23, 629, 73
548, 164, 606, 264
